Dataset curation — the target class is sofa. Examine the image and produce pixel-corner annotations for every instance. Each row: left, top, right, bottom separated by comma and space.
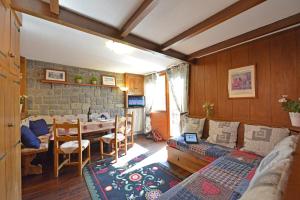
163, 116, 299, 200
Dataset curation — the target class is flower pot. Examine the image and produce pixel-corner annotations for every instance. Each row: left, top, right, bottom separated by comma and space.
91, 80, 97, 85
75, 79, 82, 84
289, 112, 300, 127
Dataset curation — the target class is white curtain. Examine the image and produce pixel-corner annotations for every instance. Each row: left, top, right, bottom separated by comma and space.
144, 73, 158, 133
167, 63, 189, 137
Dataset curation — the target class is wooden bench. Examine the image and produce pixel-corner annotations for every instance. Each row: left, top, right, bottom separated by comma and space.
21, 134, 50, 176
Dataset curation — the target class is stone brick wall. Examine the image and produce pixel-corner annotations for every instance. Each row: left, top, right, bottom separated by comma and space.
27, 60, 125, 117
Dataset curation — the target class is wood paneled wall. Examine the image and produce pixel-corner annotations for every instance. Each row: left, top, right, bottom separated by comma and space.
189, 27, 300, 128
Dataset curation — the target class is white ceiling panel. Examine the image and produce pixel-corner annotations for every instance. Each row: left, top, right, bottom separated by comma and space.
172, 0, 300, 55
21, 14, 180, 75
59, 0, 143, 28
131, 0, 238, 44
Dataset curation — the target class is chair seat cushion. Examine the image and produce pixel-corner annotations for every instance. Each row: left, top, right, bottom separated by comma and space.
60, 140, 90, 154
102, 133, 125, 143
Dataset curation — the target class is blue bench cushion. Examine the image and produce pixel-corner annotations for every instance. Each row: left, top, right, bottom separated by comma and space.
21, 126, 41, 149
29, 119, 49, 136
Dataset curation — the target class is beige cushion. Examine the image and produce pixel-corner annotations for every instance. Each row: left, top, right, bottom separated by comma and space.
241, 159, 291, 200
242, 125, 289, 156
249, 135, 298, 190
102, 133, 125, 144
207, 120, 240, 148
60, 140, 90, 154
181, 116, 205, 139
274, 135, 299, 150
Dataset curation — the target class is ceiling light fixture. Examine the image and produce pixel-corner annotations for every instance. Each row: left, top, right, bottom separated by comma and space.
106, 40, 135, 55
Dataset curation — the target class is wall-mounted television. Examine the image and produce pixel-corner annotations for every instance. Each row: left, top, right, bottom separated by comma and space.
128, 95, 145, 108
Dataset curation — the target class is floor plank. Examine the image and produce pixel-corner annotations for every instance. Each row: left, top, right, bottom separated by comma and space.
22, 135, 190, 200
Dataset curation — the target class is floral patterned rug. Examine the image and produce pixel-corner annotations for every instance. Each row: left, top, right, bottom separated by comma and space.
83, 154, 182, 200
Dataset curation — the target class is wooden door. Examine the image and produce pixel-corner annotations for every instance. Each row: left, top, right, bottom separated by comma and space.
11, 78, 21, 200
150, 73, 170, 140
0, 71, 7, 200
9, 11, 20, 76
0, 1, 10, 70
4, 77, 21, 200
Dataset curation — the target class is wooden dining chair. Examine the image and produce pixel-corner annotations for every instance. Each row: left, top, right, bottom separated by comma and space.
99, 115, 127, 162
53, 119, 91, 177
126, 112, 135, 146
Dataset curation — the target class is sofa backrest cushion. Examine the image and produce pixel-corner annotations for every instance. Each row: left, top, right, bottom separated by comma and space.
207, 120, 240, 148
242, 124, 290, 156
249, 135, 298, 188
21, 126, 41, 149
181, 115, 205, 140
29, 119, 49, 136
240, 158, 291, 200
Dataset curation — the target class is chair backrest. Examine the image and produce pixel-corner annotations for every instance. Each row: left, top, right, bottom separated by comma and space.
115, 115, 127, 135
112, 115, 127, 147
52, 118, 82, 147
126, 112, 134, 133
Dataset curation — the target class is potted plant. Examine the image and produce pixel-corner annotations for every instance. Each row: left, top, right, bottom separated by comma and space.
278, 95, 300, 127
90, 76, 98, 85
74, 75, 83, 84
203, 102, 214, 118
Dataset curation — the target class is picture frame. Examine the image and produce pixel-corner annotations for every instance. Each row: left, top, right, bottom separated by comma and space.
184, 133, 198, 144
45, 69, 66, 82
102, 75, 116, 86
228, 65, 256, 98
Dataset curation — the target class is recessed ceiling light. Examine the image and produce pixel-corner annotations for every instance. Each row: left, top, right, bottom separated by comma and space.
106, 40, 135, 55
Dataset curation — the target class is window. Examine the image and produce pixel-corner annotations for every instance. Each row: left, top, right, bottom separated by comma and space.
152, 75, 166, 111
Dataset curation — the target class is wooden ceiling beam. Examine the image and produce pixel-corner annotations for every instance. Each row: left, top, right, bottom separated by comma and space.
50, 0, 59, 15
161, 0, 266, 51
121, 0, 158, 38
10, 0, 187, 61
188, 13, 300, 60
1, 0, 11, 8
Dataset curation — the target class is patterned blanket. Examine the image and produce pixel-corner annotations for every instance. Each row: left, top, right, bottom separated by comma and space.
159, 150, 262, 200
167, 136, 233, 162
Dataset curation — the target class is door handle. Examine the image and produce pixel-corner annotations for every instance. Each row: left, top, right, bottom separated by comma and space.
7, 123, 14, 127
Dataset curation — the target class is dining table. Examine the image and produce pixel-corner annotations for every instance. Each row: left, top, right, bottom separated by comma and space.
50, 119, 116, 142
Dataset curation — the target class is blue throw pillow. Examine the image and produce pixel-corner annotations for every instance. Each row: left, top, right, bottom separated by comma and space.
21, 126, 41, 149
29, 119, 49, 136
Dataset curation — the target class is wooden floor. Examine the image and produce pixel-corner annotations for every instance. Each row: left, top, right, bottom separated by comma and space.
22, 135, 191, 200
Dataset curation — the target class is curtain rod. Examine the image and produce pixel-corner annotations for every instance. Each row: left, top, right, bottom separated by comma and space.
144, 61, 189, 76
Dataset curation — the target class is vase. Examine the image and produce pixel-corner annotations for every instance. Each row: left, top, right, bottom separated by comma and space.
76, 79, 82, 84
91, 80, 97, 85
289, 112, 300, 127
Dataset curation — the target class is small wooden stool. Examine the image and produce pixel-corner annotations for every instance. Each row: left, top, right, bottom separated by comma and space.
21, 134, 50, 176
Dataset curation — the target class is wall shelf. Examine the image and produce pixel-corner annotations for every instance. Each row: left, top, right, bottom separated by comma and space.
40, 80, 119, 89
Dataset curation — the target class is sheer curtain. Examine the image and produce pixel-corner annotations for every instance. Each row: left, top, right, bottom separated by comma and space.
167, 63, 189, 137
144, 73, 158, 134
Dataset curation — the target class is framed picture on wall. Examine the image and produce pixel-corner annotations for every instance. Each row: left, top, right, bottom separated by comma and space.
228, 65, 256, 98
45, 69, 66, 82
102, 75, 116, 86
